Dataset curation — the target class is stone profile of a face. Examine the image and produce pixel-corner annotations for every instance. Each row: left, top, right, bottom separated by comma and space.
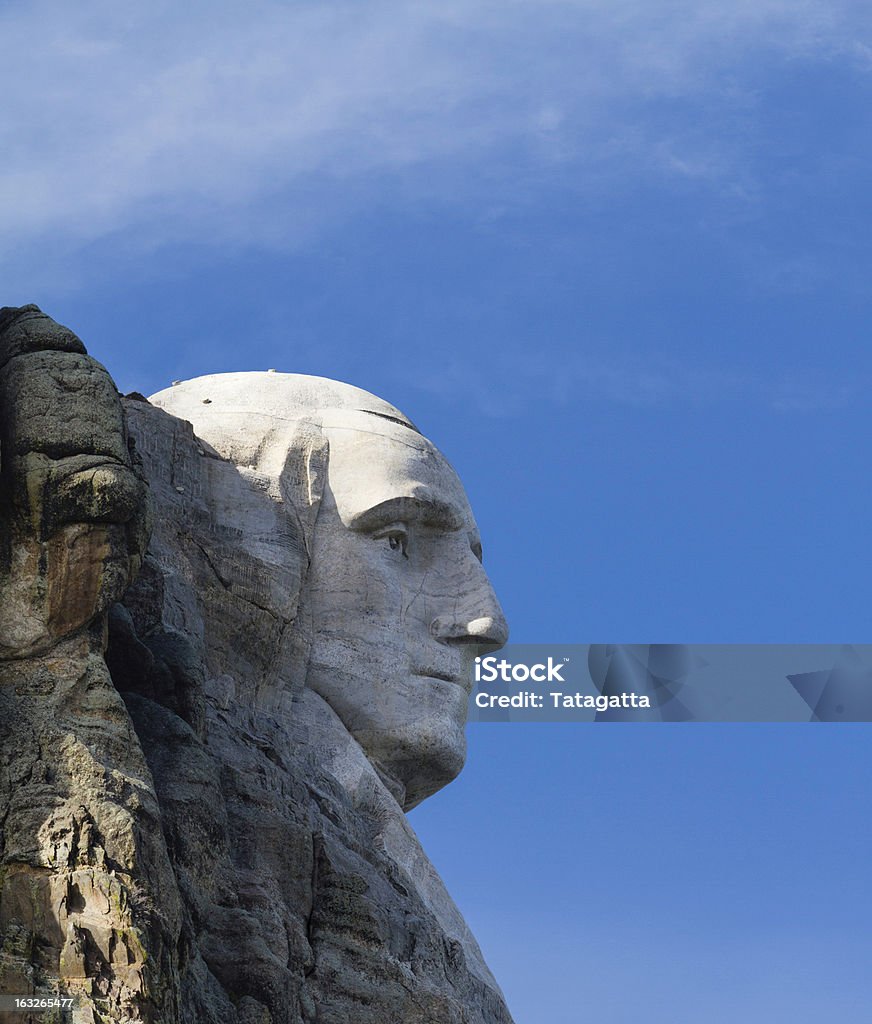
151, 372, 508, 811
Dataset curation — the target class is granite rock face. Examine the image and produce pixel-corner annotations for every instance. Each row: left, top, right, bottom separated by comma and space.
0, 308, 514, 1024
0, 306, 178, 1023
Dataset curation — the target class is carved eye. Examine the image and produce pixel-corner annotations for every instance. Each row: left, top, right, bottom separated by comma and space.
375, 525, 409, 558
388, 531, 409, 558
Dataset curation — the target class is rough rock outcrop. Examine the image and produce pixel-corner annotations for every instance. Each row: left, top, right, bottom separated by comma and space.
0, 307, 513, 1024
0, 306, 179, 1023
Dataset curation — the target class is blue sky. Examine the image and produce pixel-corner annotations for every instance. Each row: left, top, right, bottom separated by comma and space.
4, 1, 872, 1020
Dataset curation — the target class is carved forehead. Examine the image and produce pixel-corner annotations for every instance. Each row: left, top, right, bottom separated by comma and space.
319, 415, 475, 531
149, 371, 473, 525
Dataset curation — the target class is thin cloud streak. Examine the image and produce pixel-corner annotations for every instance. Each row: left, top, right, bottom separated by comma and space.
2, 0, 872, 265
406, 349, 863, 415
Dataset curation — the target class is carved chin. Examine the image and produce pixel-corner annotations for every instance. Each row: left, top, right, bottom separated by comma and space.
305, 664, 472, 809
359, 723, 468, 812
401, 743, 467, 811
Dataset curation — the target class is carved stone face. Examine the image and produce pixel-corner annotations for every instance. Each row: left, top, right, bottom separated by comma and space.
300, 410, 508, 810
147, 372, 508, 810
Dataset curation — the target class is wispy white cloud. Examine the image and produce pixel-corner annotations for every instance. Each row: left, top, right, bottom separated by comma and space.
2, 0, 871, 269
406, 346, 862, 415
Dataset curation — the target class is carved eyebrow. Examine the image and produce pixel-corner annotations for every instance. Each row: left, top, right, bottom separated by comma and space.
349, 495, 465, 532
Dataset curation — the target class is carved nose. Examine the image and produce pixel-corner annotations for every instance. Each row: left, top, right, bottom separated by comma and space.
429, 546, 509, 652
430, 607, 509, 653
